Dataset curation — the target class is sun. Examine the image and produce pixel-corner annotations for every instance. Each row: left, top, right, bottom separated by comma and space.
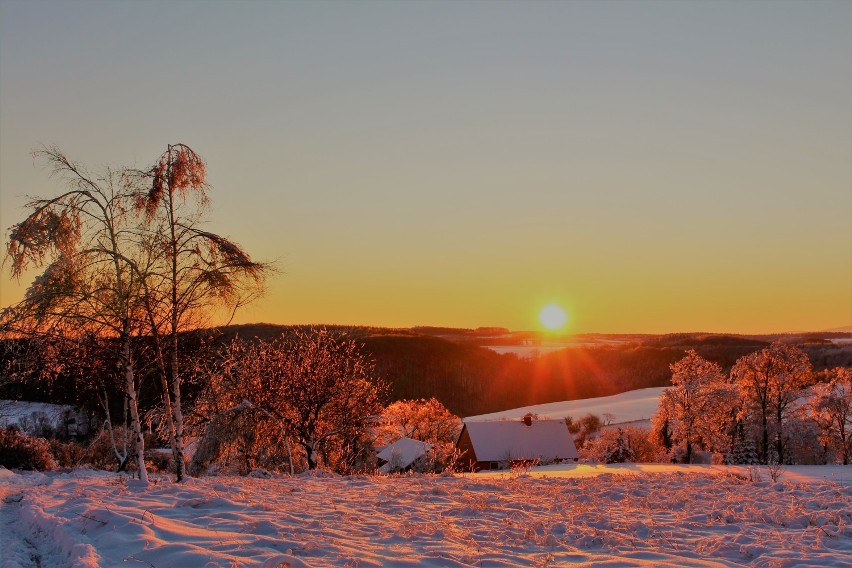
539, 304, 567, 331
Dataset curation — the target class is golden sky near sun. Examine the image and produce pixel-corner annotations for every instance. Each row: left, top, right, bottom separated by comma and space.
1, 1, 850, 334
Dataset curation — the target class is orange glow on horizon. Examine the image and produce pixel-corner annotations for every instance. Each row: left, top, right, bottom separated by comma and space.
1, 2, 850, 338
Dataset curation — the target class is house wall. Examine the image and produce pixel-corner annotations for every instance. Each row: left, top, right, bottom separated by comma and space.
455, 425, 481, 472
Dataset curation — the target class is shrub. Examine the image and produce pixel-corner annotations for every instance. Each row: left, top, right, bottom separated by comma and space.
145, 449, 173, 473
49, 439, 86, 468
0, 428, 56, 470
604, 428, 636, 463
82, 427, 131, 471
581, 426, 664, 463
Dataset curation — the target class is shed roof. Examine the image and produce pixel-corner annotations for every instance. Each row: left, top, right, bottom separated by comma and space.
377, 437, 432, 473
462, 419, 577, 462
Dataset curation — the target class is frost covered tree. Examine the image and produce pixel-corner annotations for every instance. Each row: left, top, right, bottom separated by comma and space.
731, 344, 812, 464
604, 428, 635, 463
580, 425, 661, 463
5, 331, 131, 469
2, 147, 152, 483
131, 144, 269, 482
732, 425, 759, 465
704, 376, 740, 458
808, 367, 852, 464
655, 350, 726, 463
376, 398, 461, 471
650, 404, 674, 456
566, 414, 603, 449
198, 329, 385, 471
377, 398, 461, 445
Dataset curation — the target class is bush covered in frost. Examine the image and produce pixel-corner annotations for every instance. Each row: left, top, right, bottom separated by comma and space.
581, 426, 665, 463
0, 427, 56, 470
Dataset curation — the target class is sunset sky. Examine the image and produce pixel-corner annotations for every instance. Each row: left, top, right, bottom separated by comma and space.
1, 1, 850, 334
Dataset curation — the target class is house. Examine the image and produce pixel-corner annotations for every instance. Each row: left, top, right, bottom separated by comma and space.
455, 417, 578, 471
376, 436, 432, 473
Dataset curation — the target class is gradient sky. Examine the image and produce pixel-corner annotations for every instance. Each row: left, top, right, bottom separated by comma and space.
1, 0, 850, 334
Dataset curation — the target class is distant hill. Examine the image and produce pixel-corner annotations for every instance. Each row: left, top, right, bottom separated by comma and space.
2, 325, 851, 420
822, 325, 852, 333
190, 325, 852, 417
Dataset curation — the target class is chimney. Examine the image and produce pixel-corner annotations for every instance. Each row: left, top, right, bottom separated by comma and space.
523, 414, 533, 426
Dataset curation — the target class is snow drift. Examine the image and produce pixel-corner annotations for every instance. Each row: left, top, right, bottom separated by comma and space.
1, 464, 850, 567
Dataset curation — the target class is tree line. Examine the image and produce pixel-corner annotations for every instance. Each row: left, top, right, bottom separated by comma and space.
653, 346, 851, 465
3, 325, 851, 428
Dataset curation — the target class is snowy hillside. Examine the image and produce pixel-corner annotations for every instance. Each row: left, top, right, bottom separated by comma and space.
465, 387, 665, 425
0, 400, 90, 436
1, 465, 849, 567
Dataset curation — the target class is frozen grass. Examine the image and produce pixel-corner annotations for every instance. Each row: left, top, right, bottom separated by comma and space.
1, 465, 850, 567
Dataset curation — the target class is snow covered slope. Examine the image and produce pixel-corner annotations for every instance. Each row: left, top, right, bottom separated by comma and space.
0, 400, 90, 435
1, 466, 849, 567
465, 387, 665, 424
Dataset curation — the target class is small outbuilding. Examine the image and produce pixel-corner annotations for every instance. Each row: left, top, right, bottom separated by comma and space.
376, 436, 432, 473
456, 417, 578, 471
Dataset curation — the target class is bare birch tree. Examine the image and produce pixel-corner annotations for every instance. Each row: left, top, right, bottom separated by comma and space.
2, 147, 152, 483
131, 144, 269, 482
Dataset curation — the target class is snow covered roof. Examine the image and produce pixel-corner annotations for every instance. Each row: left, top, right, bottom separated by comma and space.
377, 437, 432, 473
462, 419, 577, 462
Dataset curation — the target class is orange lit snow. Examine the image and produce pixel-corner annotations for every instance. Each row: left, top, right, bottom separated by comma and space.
1, 465, 849, 567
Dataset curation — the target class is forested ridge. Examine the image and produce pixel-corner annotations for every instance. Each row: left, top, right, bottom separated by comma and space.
3, 324, 850, 419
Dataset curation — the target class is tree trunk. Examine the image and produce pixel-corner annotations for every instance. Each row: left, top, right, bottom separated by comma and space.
122, 339, 148, 485
729, 418, 739, 462
760, 409, 769, 465
170, 345, 187, 481
167, 177, 187, 483
303, 440, 317, 470
146, 312, 180, 481
98, 387, 127, 469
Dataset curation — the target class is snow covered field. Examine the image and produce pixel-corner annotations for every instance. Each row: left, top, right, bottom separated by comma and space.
483, 344, 575, 358
466, 387, 664, 425
0, 400, 89, 435
1, 464, 850, 567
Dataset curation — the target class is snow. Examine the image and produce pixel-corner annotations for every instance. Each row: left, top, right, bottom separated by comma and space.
485, 344, 575, 358
483, 338, 635, 358
477, 462, 852, 484
463, 419, 578, 462
2, 464, 849, 567
0, 399, 89, 435
377, 437, 431, 473
466, 387, 665, 425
